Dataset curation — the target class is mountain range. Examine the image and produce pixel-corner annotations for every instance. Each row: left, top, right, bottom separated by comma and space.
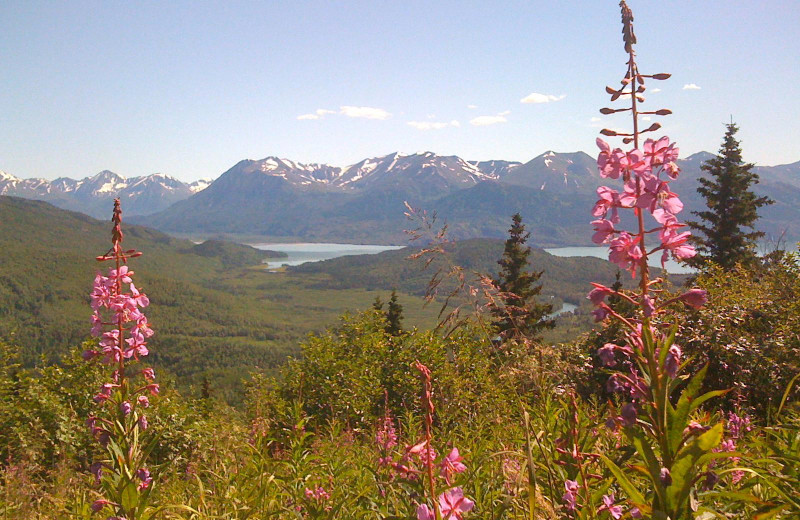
0, 169, 209, 218
4, 150, 800, 246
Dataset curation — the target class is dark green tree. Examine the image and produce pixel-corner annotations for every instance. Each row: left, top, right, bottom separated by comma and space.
372, 295, 384, 312
385, 289, 404, 336
689, 123, 773, 268
491, 213, 554, 340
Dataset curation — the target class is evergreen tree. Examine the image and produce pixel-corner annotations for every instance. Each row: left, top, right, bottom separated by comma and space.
689, 123, 773, 268
372, 296, 384, 312
491, 213, 554, 340
385, 289, 404, 336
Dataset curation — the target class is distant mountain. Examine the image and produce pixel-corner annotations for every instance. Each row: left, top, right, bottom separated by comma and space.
0, 169, 208, 218
8, 148, 800, 247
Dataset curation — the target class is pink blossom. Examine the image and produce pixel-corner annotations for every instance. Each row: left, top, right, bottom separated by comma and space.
91, 499, 111, 513
142, 368, 155, 381
643, 136, 679, 168
679, 289, 708, 309
608, 232, 643, 275
109, 265, 133, 284
597, 343, 619, 367
587, 283, 614, 306
417, 504, 434, 520
600, 493, 623, 519
562, 480, 579, 511
129, 283, 150, 308
137, 395, 150, 408
597, 138, 622, 179
591, 305, 610, 322
120, 401, 132, 415
659, 225, 696, 267
664, 345, 682, 378
439, 487, 474, 519
136, 468, 152, 490
408, 440, 437, 466
591, 219, 616, 244
138, 415, 148, 431
440, 448, 467, 483
592, 186, 623, 223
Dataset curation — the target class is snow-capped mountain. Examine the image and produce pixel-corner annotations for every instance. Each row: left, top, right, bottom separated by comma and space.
0, 170, 210, 218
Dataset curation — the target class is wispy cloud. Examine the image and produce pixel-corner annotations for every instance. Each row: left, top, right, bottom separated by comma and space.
682, 83, 701, 90
340, 106, 392, 120
520, 92, 566, 104
297, 108, 336, 120
467, 104, 478, 109
297, 106, 391, 121
590, 116, 601, 122
650, 88, 662, 93
470, 114, 507, 126
407, 120, 460, 130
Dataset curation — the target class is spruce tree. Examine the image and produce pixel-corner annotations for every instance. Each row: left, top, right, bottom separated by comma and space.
689, 123, 772, 268
491, 213, 554, 340
385, 289, 404, 336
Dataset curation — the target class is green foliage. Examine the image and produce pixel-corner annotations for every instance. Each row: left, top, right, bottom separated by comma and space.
689, 123, 773, 268
491, 214, 554, 341
385, 289, 404, 336
677, 254, 800, 412
268, 310, 515, 429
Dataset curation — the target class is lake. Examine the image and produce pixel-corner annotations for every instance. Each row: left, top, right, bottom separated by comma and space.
249, 242, 404, 269
544, 246, 695, 274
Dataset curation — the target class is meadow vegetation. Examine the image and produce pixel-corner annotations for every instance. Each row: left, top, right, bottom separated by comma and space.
1, 3, 799, 519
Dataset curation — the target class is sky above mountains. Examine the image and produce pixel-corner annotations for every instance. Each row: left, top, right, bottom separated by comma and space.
1, 1, 798, 182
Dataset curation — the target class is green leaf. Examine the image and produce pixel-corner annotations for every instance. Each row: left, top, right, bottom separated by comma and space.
668, 365, 710, 454
668, 423, 723, 512
598, 454, 645, 506
120, 481, 139, 513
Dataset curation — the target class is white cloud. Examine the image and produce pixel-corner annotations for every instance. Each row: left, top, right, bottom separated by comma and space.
407, 120, 460, 130
520, 92, 566, 104
470, 115, 507, 126
650, 88, 662, 93
682, 83, 701, 90
499, 110, 511, 116
297, 108, 336, 120
642, 116, 652, 121
340, 106, 392, 120
590, 117, 601, 122
467, 104, 478, 109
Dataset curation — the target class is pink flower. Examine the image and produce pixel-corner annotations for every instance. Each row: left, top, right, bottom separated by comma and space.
591, 305, 610, 322
592, 186, 623, 223
440, 448, 467, 483
562, 480, 579, 511
109, 265, 133, 284
91, 499, 111, 513
136, 468, 152, 490
664, 345, 682, 378
408, 440, 437, 466
600, 493, 623, 519
587, 283, 614, 306
138, 415, 148, 431
130, 283, 150, 308
597, 343, 619, 367
146, 383, 160, 396
679, 289, 708, 309
120, 401, 132, 415
608, 232, 643, 275
659, 225, 696, 267
417, 504, 434, 520
142, 368, 155, 381
439, 487, 474, 519
591, 219, 616, 244
643, 136, 679, 168
137, 395, 150, 408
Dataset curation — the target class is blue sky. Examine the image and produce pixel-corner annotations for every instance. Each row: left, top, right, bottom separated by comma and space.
1, 1, 798, 182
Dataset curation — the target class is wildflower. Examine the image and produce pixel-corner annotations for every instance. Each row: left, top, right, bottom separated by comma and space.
417, 503, 434, 520
608, 232, 642, 275
136, 468, 152, 490
142, 367, 155, 380
727, 412, 752, 439
591, 219, 617, 244
597, 343, 619, 366
138, 415, 148, 431
439, 487, 474, 519
630, 507, 643, 519
587, 283, 614, 305
679, 288, 708, 309
600, 493, 623, 519
620, 403, 638, 427
592, 187, 623, 223
90, 462, 103, 484
663, 345, 681, 378
91, 499, 111, 513
440, 447, 467, 483
591, 305, 610, 322
120, 401, 132, 416
562, 480, 579, 511
376, 415, 397, 451
137, 395, 150, 408
659, 467, 672, 486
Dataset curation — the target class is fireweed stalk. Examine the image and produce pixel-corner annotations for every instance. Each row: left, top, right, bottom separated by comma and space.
84, 199, 159, 519
582, 3, 729, 519
409, 361, 474, 520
